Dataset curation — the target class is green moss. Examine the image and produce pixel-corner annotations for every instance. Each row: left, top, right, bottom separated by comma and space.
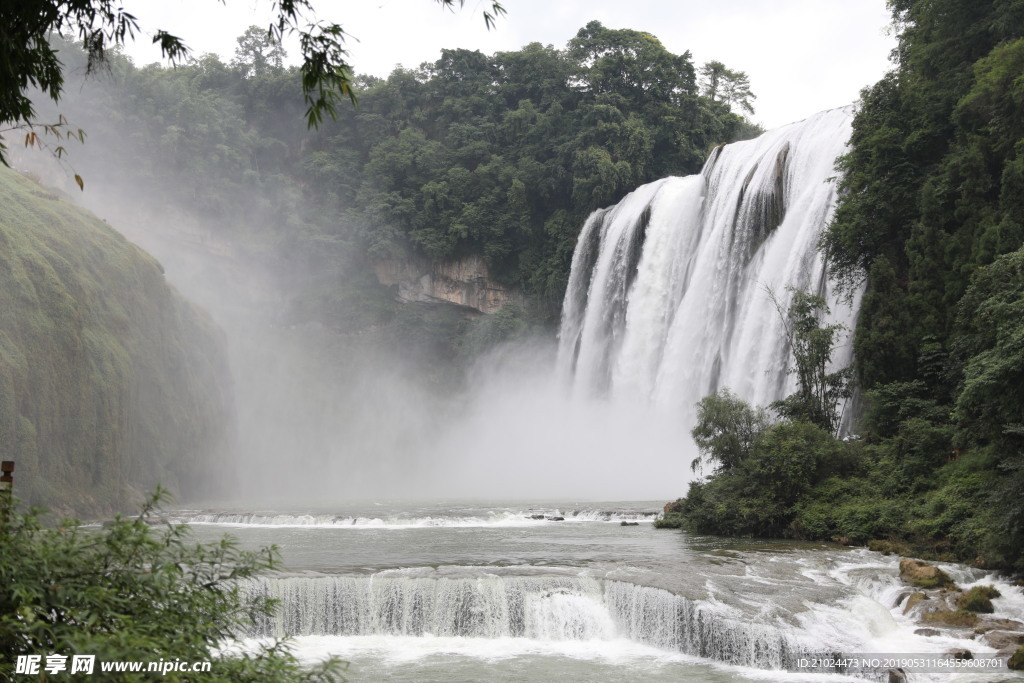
868, 539, 913, 556
903, 592, 929, 614
922, 610, 980, 628
956, 585, 1001, 612
0, 167, 232, 515
1009, 646, 1024, 670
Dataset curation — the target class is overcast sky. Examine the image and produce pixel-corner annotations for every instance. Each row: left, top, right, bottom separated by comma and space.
120, 0, 897, 130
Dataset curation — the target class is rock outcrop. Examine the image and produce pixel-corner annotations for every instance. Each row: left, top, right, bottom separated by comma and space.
373, 253, 519, 314
899, 558, 956, 589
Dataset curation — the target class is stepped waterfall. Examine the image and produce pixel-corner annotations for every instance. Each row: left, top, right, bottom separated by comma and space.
558, 107, 858, 419
242, 574, 810, 668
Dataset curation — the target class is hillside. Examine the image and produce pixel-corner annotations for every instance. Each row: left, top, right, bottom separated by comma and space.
0, 166, 233, 515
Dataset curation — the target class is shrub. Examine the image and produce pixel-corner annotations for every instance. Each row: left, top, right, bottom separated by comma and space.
956, 585, 1001, 613
0, 489, 345, 681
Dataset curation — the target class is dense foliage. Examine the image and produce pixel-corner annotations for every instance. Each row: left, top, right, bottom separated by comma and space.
819, 0, 1024, 571
0, 0, 506, 164
0, 490, 345, 681
667, 0, 1024, 573
0, 166, 232, 514
31, 24, 758, 325
768, 290, 852, 435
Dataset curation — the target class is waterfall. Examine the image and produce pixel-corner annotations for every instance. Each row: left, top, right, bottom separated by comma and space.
558, 107, 858, 418
241, 574, 812, 669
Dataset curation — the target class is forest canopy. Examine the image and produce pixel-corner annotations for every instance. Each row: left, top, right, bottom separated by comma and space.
0, 0, 506, 164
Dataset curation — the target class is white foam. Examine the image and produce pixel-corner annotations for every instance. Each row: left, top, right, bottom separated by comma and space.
170, 508, 658, 529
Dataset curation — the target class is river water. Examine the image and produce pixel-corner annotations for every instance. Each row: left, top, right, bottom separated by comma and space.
174, 501, 1024, 682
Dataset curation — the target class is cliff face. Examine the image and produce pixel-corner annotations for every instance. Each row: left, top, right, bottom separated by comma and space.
373, 253, 520, 315
0, 168, 234, 516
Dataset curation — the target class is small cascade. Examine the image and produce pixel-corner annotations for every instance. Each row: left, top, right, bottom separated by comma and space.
558, 107, 859, 418
241, 574, 814, 669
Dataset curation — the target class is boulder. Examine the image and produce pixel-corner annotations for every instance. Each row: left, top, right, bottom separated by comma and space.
945, 648, 972, 660
914, 628, 942, 637
974, 618, 1024, 633
922, 610, 980, 628
903, 592, 929, 615
887, 668, 907, 683
981, 630, 1024, 652
899, 558, 956, 589
1009, 646, 1024, 670
620, 521, 639, 526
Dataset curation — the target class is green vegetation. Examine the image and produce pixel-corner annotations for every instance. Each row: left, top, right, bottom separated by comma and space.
768, 291, 852, 435
956, 585, 1001, 612
0, 0, 506, 164
0, 166, 232, 514
0, 490, 344, 681
903, 593, 928, 614
921, 610, 980, 628
816, 0, 1024, 572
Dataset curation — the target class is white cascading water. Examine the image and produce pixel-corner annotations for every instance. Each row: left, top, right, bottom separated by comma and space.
558, 107, 859, 420
242, 575, 808, 668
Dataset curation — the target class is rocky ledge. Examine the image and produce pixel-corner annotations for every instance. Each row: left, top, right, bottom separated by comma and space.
373, 253, 520, 314
892, 558, 1024, 671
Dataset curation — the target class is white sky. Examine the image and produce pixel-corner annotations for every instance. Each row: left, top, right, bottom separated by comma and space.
119, 0, 897, 130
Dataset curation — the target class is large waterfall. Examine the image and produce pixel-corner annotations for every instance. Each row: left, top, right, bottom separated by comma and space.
558, 107, 858, 417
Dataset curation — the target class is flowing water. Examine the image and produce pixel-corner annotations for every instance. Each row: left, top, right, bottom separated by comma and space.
176, 502, 1024, 682
558, 107, 860, 425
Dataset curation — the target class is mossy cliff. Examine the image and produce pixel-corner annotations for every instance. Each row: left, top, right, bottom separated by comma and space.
0, 167, 233, 515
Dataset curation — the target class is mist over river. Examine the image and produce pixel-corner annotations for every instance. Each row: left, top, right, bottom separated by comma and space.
174, 502, 1024, 682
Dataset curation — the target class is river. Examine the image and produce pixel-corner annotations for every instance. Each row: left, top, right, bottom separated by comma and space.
174, 501, 1024, 682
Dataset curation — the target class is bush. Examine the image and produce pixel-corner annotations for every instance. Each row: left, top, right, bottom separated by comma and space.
956, 585, 1001, 613
0, 489, 345, 681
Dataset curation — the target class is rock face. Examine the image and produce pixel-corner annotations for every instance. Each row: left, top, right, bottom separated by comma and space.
373, 253, 519, 314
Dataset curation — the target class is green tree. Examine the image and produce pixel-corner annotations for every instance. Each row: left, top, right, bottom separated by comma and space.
770, 290, 852, 435
952, 246, 1024, 569
699, 60, 756, 115
567, 21, 696, 109
0, 490, 345, 681
0, 0, 506, 163
232, 25, 287, 79
690, 389, 770, 474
